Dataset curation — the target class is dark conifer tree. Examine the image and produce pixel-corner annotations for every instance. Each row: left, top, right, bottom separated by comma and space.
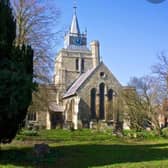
0, 0, 35, 143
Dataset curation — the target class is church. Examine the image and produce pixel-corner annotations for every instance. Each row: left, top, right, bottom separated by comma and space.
27, 6, 127, 130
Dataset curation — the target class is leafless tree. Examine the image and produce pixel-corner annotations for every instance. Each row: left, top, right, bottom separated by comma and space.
11, 0, 61, 83
123, 86, 145, 131
152, 52, 168, 96
124, 76, 163, 133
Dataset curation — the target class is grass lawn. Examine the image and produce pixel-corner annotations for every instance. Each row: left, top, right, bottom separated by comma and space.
1, 129, 168, 168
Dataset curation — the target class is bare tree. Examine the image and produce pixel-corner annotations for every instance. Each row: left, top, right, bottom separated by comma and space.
152, 52, 168, 96
123, 86, 146, 131
11, 0, 61, 83
124, 76, 163, 133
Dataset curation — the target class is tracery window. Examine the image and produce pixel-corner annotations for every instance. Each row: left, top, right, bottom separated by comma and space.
99, 83, 105, 119
108, 89, 113, 101
90, 88, 96, 119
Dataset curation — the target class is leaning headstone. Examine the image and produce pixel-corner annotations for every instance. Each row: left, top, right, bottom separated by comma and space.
34, 143, 50, 157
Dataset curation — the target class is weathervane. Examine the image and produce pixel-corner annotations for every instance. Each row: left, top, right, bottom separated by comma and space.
73, 0, 77, 15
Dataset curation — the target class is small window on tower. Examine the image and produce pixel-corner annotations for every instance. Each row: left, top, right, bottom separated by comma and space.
81, 58, 84, 72
76, 59, 79, 71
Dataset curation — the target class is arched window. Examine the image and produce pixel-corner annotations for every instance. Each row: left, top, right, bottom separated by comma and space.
28, 112, 36, 121
76, 58, 79, 70
99, 83, 105, 119
81, 58, 84, 72
90, 88, 96, 119
107, 89, 113, 120
108, 89, 113, 101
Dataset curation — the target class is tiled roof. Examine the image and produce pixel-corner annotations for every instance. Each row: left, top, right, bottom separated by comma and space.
49, 102, 64, 112
63, 67, 97, 98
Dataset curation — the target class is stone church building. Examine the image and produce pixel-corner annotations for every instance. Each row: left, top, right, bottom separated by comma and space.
27, 7, 126, 130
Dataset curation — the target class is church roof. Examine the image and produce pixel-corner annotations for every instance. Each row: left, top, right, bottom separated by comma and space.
70, 8, 80, 34
63, 62, 122, 99
63, 66, 98, 98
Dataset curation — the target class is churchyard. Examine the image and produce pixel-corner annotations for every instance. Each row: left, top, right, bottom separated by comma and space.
1, 129, 168, 168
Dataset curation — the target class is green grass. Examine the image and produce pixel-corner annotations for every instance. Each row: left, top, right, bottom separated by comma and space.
1, 129, 168, 168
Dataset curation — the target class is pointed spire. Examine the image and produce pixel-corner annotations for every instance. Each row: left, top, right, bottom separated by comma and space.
70, 1, 80, 34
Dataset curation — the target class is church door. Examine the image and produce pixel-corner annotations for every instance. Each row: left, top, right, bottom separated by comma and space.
50, 112, 63, 129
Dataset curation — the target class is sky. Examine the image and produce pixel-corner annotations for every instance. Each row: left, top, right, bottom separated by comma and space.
55, 0, 168, 86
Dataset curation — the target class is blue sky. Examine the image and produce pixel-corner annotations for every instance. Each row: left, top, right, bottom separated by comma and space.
55, 0, 168, 85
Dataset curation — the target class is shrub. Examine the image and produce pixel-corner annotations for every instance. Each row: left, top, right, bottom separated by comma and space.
123, 130, 136, 138
162, 127, 168, 138
123, 129, 158, 139
20, 129, 38, 136
27, 122, 40, 131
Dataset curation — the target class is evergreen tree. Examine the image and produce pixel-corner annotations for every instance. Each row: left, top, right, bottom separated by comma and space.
0, 0, 35, 143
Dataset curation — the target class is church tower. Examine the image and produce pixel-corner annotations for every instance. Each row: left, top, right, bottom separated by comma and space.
53, 4, 100, 103
64, 5, 87, 50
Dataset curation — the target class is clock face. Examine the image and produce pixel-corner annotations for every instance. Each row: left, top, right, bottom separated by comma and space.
70, 36, 86, 46
74, 37, 82, 45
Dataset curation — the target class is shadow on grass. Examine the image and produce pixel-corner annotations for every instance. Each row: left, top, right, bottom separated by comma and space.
1, 143, 168, 168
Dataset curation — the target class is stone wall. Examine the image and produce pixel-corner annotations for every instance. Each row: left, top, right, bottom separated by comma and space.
77, 63, 123, 125
27, 85, 58, 129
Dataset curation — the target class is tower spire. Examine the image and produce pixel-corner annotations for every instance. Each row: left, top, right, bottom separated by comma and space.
64, 0, 87, 49
70, 0, 80, 34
